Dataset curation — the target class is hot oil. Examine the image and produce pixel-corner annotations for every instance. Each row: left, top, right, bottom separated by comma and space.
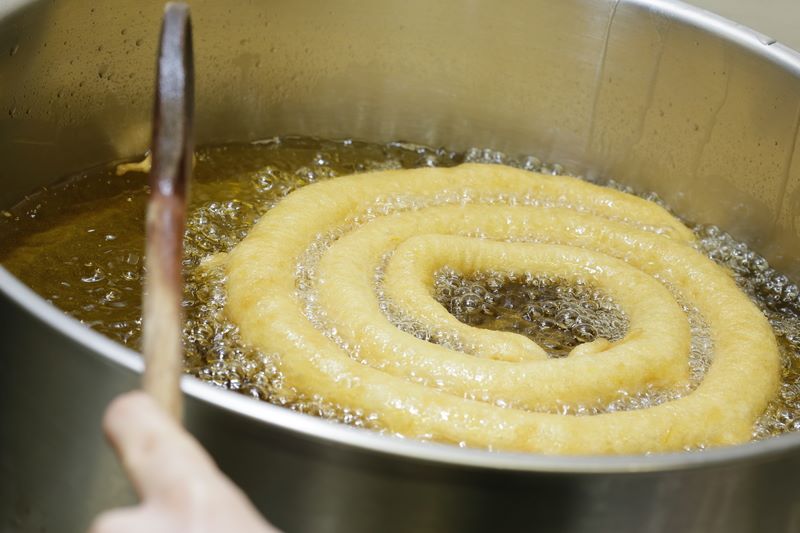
1, 137, 799, 444
433, 270, 628, 358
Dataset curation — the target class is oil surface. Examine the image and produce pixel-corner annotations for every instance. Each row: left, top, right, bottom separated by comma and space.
2, 137, 799, 444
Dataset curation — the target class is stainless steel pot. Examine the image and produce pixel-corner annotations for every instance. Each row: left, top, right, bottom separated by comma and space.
2, 1, 800, 532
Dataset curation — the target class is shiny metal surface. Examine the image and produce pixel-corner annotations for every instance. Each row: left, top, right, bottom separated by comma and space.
2, 0, 800, 532
686, 0, 800, 52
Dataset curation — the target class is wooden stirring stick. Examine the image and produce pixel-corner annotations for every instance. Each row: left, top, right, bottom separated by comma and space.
142, 2, 194, 419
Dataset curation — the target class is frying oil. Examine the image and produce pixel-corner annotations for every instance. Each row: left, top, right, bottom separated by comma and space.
1, 137, 798, 446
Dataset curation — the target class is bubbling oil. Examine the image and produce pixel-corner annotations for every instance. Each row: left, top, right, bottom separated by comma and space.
1, 136, 799, 444
433, 269, 629, 358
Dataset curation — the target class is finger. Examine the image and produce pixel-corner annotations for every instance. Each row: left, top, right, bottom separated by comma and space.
88, 506, 171, 533
103, 390, 219, 498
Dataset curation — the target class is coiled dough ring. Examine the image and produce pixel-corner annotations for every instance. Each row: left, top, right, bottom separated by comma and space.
224, 163, 780, 454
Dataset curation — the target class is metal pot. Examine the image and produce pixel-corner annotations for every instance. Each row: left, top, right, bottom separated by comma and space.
2, 1, 800, 531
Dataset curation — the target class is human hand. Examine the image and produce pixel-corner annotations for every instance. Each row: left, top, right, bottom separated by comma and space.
89, 391, 280, 533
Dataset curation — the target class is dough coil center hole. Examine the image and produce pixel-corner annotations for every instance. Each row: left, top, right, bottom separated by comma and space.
432, 268, 629, 358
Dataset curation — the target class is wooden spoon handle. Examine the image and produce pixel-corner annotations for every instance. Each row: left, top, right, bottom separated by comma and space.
142, 2, 194, 419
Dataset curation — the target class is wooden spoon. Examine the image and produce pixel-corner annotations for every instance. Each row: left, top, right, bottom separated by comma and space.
142, 2, 194, 419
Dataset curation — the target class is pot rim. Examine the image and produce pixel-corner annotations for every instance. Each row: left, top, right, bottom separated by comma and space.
4, 0, 800, 475
634, 0, 800, 78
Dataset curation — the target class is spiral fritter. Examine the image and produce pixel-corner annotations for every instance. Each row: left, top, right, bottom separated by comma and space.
224, 164, 779, 454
